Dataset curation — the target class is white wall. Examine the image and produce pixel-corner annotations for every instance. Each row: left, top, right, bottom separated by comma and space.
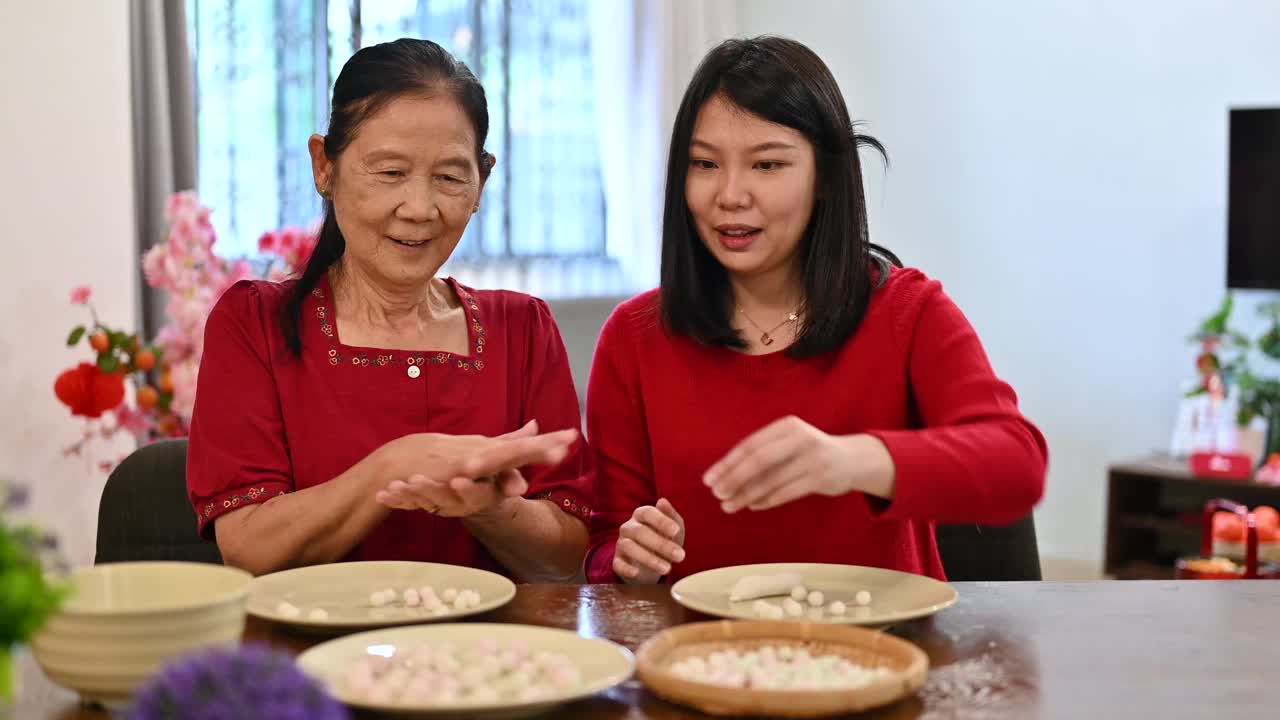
738, 0, 1280, 566
0, 2, 136, 567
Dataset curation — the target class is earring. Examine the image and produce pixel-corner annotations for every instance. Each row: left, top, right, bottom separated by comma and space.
472, 205, 479, 214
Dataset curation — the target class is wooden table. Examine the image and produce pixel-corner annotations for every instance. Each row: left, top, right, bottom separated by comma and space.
17, 581, 1280, 719
1106, 455, 1280, 579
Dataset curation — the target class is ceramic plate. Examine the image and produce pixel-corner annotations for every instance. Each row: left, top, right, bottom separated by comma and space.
296, 622, 635, 718
246, 561, 515, 630
670, 563, 957, 626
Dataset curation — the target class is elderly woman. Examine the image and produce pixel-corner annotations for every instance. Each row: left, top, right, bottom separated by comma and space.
187, 39, 592, 580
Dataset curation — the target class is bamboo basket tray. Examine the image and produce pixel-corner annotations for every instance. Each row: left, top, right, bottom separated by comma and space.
635, 620, 928, 717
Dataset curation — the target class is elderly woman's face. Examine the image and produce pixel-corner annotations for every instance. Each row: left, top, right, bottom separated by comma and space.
310, 93, 486, 289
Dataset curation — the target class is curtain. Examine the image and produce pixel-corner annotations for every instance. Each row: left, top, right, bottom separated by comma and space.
130, 0, 197, 336
588, 0, 737, 295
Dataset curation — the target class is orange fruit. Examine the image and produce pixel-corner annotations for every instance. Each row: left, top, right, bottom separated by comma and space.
158, 372, 174, 394
156, 413, 180, 436
89, 332, 110, 353
136, 385, 159, 410
1212, 512, 1245, 543
134, 349, 156, 372
1253, 506, 1278, 537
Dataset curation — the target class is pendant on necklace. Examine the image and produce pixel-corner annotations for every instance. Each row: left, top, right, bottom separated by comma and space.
760, 333, 774, 346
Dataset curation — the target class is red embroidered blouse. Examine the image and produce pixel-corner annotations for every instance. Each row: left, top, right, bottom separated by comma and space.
186, 274, 593, 576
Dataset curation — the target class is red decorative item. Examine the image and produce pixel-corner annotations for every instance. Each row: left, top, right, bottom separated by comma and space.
54, 362, 125, 418
1176, 498, 1280, 579
1188, 450, 1255, 480
1258, 454, 1280, 486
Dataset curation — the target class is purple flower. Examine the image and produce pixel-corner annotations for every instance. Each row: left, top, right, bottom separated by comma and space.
129, 644, 348, 720
3, 483, 29, 511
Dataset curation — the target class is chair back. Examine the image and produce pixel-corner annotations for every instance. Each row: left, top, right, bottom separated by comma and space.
94, 439, 223, 565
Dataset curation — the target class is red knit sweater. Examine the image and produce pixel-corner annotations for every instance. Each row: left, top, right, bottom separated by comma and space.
584, 267, 1047, 583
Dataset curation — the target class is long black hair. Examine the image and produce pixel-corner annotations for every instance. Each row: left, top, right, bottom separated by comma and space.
659, 36, 891, 357
281, 38, 492, 356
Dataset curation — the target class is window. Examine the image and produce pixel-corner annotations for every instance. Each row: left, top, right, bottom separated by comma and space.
188, 0, 609, 276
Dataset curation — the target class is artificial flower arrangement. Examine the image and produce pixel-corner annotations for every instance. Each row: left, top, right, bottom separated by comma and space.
55, 192, 316, 470
1177, 295, 1280, 479
0, 480, 67, 703
129, 644, 348, 720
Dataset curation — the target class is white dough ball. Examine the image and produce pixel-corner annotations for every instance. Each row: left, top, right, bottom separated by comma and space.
828, 600, 847, 615
807, 590, 824, 607
855, 590, 872, 606
790, 585, 808, 601
403, 588, 421, 607
308, 608, 329, 621
442, 588, 458, 603
470, 686, 500, 703
276, 601, 300, 618
782, 597, 804, 617
365, 683, 394, 704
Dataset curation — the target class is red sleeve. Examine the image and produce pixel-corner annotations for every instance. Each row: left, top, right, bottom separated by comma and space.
519, 297, 594, 525
866, 274, 1047, 525
186, 281, 291, 537
583, 303, 657, 583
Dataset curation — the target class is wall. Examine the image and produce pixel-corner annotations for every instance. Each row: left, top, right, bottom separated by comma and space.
0, 2, 137, 567
737, 0, 1280, 567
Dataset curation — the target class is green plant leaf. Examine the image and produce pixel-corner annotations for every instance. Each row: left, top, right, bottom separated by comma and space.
0, 520, 67, 648
96, 354, 120, 374
1259, 327, 1280, 361
66, 326, 86, 347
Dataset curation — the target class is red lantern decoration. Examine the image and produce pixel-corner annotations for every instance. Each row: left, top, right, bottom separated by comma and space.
53, 362, 125, 418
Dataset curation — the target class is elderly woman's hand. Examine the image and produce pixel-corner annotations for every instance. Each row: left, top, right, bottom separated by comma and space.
372, 420, 575, 516
376, 469, 528, 517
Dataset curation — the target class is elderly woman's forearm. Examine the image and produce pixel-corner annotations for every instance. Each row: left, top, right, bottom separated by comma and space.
464, 498, 588, 582
215, 454, 393, 575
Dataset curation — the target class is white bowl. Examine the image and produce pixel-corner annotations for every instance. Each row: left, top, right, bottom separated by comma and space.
30, 561, 252, 707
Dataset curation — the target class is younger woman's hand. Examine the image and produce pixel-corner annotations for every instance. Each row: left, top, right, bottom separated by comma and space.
613, 499, 686, 583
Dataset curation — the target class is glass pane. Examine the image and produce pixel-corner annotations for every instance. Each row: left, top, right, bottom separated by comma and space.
327, 0, 354, 101
191, 0, 606, 262
359, 0, 421, 48
276, 0, 325, 231
505, 0, 603, 257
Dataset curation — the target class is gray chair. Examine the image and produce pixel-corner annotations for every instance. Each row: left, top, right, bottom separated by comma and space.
94, 438, 222, 565
935, 516, 1041, 581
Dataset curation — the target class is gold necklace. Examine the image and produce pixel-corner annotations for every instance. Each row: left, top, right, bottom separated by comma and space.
737, 306, 799, 346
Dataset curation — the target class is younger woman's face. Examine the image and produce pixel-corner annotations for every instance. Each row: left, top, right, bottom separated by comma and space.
684, 94, 818, 282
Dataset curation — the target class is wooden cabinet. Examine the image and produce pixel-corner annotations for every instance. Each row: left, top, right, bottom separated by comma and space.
1105, 455, 1280, 579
